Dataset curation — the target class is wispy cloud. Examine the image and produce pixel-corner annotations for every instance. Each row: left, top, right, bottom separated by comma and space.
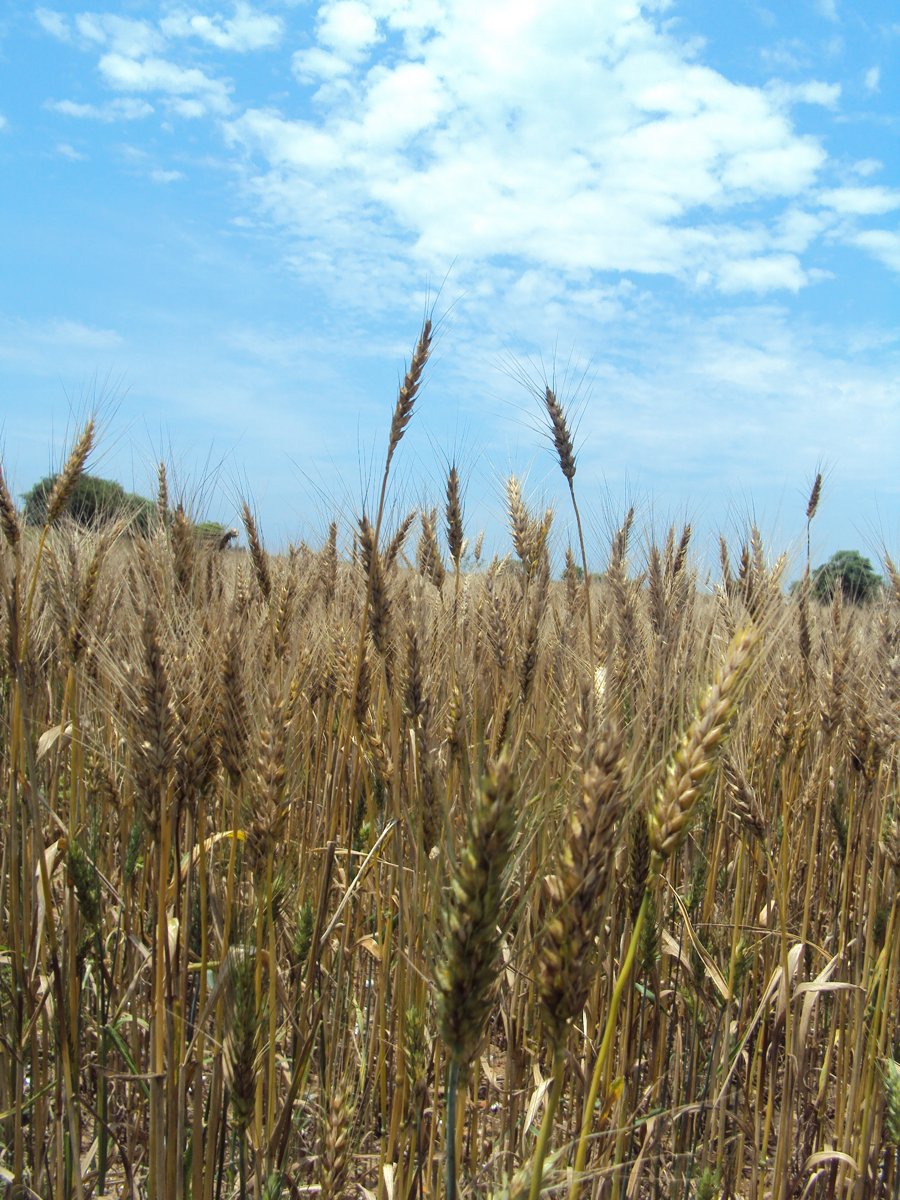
56, 142, 87, 160
767, 79, 841, 107
160, 4, 284, 52
820, 185, 900, 215
35, 8, 71, 41
850, 229, 900, 273
98, 53, 233, 115
150, 167, 184, 183
0, 317, 123, 364
75, 12, 165, 57
47, 97, 154, 121
814, 0, 839, 22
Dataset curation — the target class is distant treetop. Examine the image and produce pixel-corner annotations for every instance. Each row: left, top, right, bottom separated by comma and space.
23, 472, 155, 533
22, 473, 233, 544
811, 550, 882, 605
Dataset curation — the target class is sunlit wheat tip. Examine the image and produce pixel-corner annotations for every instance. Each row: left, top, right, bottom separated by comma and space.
46, 419, 95, 525
649, 623, 759, 871
544, 386, 576, 481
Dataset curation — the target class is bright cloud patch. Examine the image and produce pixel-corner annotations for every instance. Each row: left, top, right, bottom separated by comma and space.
75, 13, 165, 57
224, 1, 838, 293
99, 53, 232, 114
316, 1, 380, 59
160, 4, 284, 52
820, 186, 900, 215
851, 230, 900, 273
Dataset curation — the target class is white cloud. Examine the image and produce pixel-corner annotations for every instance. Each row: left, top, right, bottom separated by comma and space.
227, 108, 346, 168
820, 186, 900, 215
47, 97, 154, 121
56, 142, 87, 161
227, 1, 832, 294
98, 54, 232, 114
75, 13, 164, 57
767, 80, 841, 108
0, 115, 7, 133
317, 1, 380, 59
291, 46, 353, 82
864, 66, 880, 93
815, 0, 839, 22
14, 318, 122, 351
160, 4, 283, 52
150, 168, 184, 183
851, 230, 900, 273
851, 158, 882, 178
358, 61, 447, 145
717, 254, 809, 293
36, 8, 70, 40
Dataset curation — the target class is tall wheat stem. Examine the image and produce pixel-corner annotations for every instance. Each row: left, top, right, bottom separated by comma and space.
570, 890, 649, 1193
528, 1053, 566, 1200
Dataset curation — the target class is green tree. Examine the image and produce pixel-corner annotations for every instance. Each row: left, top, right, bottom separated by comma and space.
194, 521, 238, 547
23, 473, 155, 533
811, 550, 882, 605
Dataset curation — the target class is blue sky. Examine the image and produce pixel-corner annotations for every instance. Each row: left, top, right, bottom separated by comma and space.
0, 0, 898, 575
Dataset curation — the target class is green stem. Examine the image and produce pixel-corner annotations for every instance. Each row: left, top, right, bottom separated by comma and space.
529, 1053, 565, 1200
570, 891, 649, 1196
446, 1058, 459, 1200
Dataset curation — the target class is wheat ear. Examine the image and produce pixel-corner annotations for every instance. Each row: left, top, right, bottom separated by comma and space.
648, 623, 759, 874
0, 465, 21, 550
436, 752, 517, 1200
543, 387, 594, 653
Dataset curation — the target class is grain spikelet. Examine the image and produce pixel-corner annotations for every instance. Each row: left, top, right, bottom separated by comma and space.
170, 504, 194, 596
435, 753, 516, 1065
321, 1077, 355, 1200
648, 624, 759, 871
0, 465, 21, 549
387, 318, 432, 469
46, 420, 95, 526
156, 461, 169, 527
242, 501, 272, 602
219, 620, 250, 787
543, 386, 576, 481
538, 721, 625, 1045
245, 682, 289, 871
221, 948, 264, 1133
417, 508, 445, 592
384, 510, 416, 573
806, 472, 823, 521
358, 515, 390, 658
446, 465, 464, 569
132, 605, 176, 836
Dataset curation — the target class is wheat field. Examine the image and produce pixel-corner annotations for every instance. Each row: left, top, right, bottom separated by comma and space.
1, 327, 898, 1200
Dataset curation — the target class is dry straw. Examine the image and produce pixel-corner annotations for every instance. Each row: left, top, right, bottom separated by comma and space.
4, 340, 898, 1200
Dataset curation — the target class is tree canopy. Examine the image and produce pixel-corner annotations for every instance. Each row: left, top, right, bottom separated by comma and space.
811, 550, 882, 605
23, 473, 155, 532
